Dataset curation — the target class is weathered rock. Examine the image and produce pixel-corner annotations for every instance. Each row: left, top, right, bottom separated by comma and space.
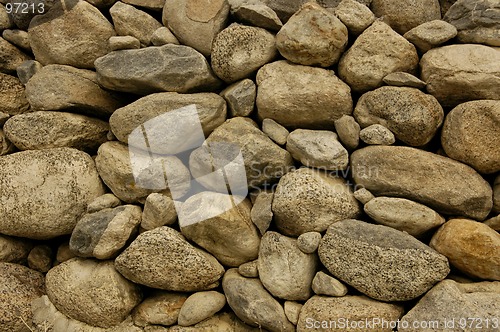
286, 129, 348, 170
420, 44, 500, 107
250, 191, 274, 235
46, 258, 142, 328
95, 45, 222, 95
178, 291, 227, 326
334, 115, 360, 150
284, 301, 302, 326
0, 5, 13, 31
151, 27, 180, 46
165, 311, 263, 332
28, 0, 115, 69
0, 235, 32, 263
110, 1, 162, 46
69, 205, 141, 259
123, 0, 164, 10
351, 146, 493, 220
319, 219, 450, 301
231, 1, 283, 31
430, 218, 500, 280
353, 187, 375, 204
4, 111, 109, 152
273, 168, 361, 236
15, 59, 42, 85
0, 263, 45, 332
0, 37, 30, 74
0, 148, 105, 239
484, 214, 500, 231
258, 231, 318, 300
238, 260, 259, 278
365, 197, 445, 237
27, 245, 53, 273
400, 280, 500, 332
444, 0, 500, 46
0, 130, 14, 156
95, 141, 191, 203
0, 73, 29, 115
2, 29, 30, 51
262, 118, 289, 145
132, 292, 188, 327
56, 242, 76, 264
354, 86, 444, 146
359, 124, 395, 145
0, 112, 8, 126
297, 295, 404, 332
334, 0, 375, 35
494, 175, 500, 213
220, 79, 256, 117
370, 0, 441, 34
257, 60, 353, 129
109, 92, 226, 154
142, 193, 177, 230
404, 20, 457, 52
312, 271, 348, 297
441, 100, 500, 174
297, 231, 322, 254
222, 269, 295, 332
115, 226, 225, 291
211, 23, 277, 83
276, 1, 348, 67
162, 0, 229, 56
109, 35, 141, 50
382, 72, 426, 89
180, 192, 260, 267
87, 194, 122, 213
338, 21, 419, 93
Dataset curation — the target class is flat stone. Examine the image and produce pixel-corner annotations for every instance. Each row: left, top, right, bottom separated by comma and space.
0, 235, 32, 263
220, 79, 256, 117
250, 191, 274, 235
312, 271, 348, 297
351, 146, 493, 220
0, 73, 29, 115
430, 218, 500, 280
383, 72, 426, 89
109, 36, 141, 50
338, 21, 419, 93
95, 45, 222, 95
420, 44, 500, 107
231, 2, 283, 31
115, 226, 225, 291
334, 0, 375, 35
318, 219, 450, 301
2, 29, 30, 51
132, 292, 188, 327
0, 37, 30, 74
441, 100, 500, 174
404, 20, 458, 52
359, 124, 396, 145
262, 118, 289, 145
334, 115, 360, 150
257, 60, 353, 129
178, 291, 226, 326
151, 27, 180, 46
142, 193, 177, 230
297, 231, 322, 254
272, 168, 361, 236
87, 193, 121, 213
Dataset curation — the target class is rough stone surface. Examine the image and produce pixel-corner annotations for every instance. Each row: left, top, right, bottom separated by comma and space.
284, 301, 302, 326
115, 226, 225, 291
27, 245, 53, 273
56, 242, 76, 264
87, 193, 122, 213
351, 146, 493, 220
494, 175, 500, 213
319, 219, 450, 301
273, 168, 361, 236
430, 218, 500, 281
15, 59, 42, 85
262, 118, 289, 145
166, 311, 262, 332
132, 292, 188, 327
0, 37, 30, 74
151, 27, 180, 46
338, 21, 419, 93
142, 193, 177, 230
109, 35, 141, 50
420, 44, 500, 107
334, 115, 360, 150
334, 0, 376, 35
0, 235, 32, 263
0, 129, 14, 156
353, 187, 375, 204
257, 60, 353, 129
220, 79, 256, 117
403, 20, 457, 52
178, 291, 227, 326
231, 1, 283, 31
238, 260, 259, 278
211, 24, 277, 83
250, 191, 274, 235
0, 73, 30, 115
2, 29, 30, 51
359, 124, 395, 145
441, 100, 500, 174
484, 214, 500, 231
0, 5, 13, 31
382, 72, 426, 89
123, 0, 164, 10
222, 269, 295, 332
312, 271, 348, 297
354, 86, 444, 146
297, 232, 322, 254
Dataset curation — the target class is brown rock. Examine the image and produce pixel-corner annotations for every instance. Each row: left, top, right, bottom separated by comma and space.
403, 20, 457, 52
0, 73, 29, 115
0, 37, 30, 74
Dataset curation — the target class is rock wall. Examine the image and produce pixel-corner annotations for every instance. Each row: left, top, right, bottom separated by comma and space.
1, 0, 500, 331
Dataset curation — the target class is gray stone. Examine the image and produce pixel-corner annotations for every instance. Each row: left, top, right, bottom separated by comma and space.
430, 218, 500, 280
273, 168, 361, 236
360, 124, 395, 145
334, 0, 375, 35
262, 118, 289, 145
238, 260, 259, 278
7, 0, 55, 30
0, 37, 30, 74
365, 197, 445, 237
258, 231, 318, 300
318, 219, 450, 301
284, 301, 302, 326
353, 187, 375, 204
257, 60, 353, 129
276, 1, 348, 67
95, 45, 222, 95
87, 193, 121, 213
441, 100, 500, 174
0, 234, 32, 263
132, 292, 188, 327
420, 44, 500, 107
404, 20, 458, 52
231, 2, 283, 31
151, 27, 180, 46
312, 271, 348, 297
2, 29, 30, 51
115, 226, 225, 291
222, 269, 295, 332
250, 191, 274, 235
178, 291, 226, 326
4, 111, 110, 152
334, 115, 360, 150
25, 64, 124, 117
15, 59, 42, 84
351, 146, 493, 220
212, 23, 277, 83
0, 72, 29, 115
28, 0, 115, 69
383, 72, 426, 89
286, 129, 348, 170
338, 21, 419, 93
444, 0, 500, 46
0, 148, 105, 239
220, 79, 256, 117
142, 193, 177, 230
27, 245, 53, 273
46, 258, 142, 328
162, 0, 229, 56
0, 129, 14, 156
297, 231, 322, 254
370, 0, 442, 34
109, 36, 141, 50
69, 205, 141, 259
110, 1, 162, 46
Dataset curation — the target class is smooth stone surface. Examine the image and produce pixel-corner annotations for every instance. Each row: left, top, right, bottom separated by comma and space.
334, 115, 360, 150
250, 191, 274, 235
109, 35, 141, 50
0, 148, 105, 239
494, 175, 500, 213
430, 218, 500, 280
272, 168, 361, 236
354, 86, 444, 146
0, 234, 32, 263
238, 260, 259, 278
257, 60, 353, 129
351, 146, 493, 220
334, 0, 375, 35
231, 1, 283, 31
382, 72, 426, 89
115, 227, 225, 291
262, 118, 289, 145
123, 0, 164, 10
312, 271, 348, 297
132, 292, 188, 327
151, 27, 180, 46
220, 79, 256, 117
284, 301, 302, 326
338, 21, 419, 93
319, 219, 450, 301
420, 44, 500, 107
403, 20, 458, 52
165, 311, 262, 331
0, 73, 29, 115
142, 193, 177, 230
484, 214, 500, 231
0, 37, 31, 74
441, 100, 500, 174
87, 193, 122, 213
353, 187, 375, 204
178, 291, 226, 326
359, 124, 395, 145
297, 232, 322, 254
2, 29, 30, 51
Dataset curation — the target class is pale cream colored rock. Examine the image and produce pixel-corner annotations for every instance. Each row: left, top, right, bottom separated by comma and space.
109, 36, 141, 50
0, 4, 13, 31
383, 72, 426, 89
178, 291, 226, 326
297, 231, 322, 254
334, 115, 360, 150
359, 124, 395, 145
404, 20, 457, 52
2, 29, 30, 51
142, 193, 177, 230
231, 2, 283, 31
238, 260, 259, 278
262, 118, 289, 145
353, 187, 375, 204
284, 301, 302, 325
220, 79, 256, 117
132, 292, 188, 327
162, 311, 263, 331
250, 191, 274, 235
484, 214, 500, 231
123, 0, 165, 10
87, 193, 121, 213
151, 27, 180, 46
312, 271, 348, 297
334, 0, 375, 35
